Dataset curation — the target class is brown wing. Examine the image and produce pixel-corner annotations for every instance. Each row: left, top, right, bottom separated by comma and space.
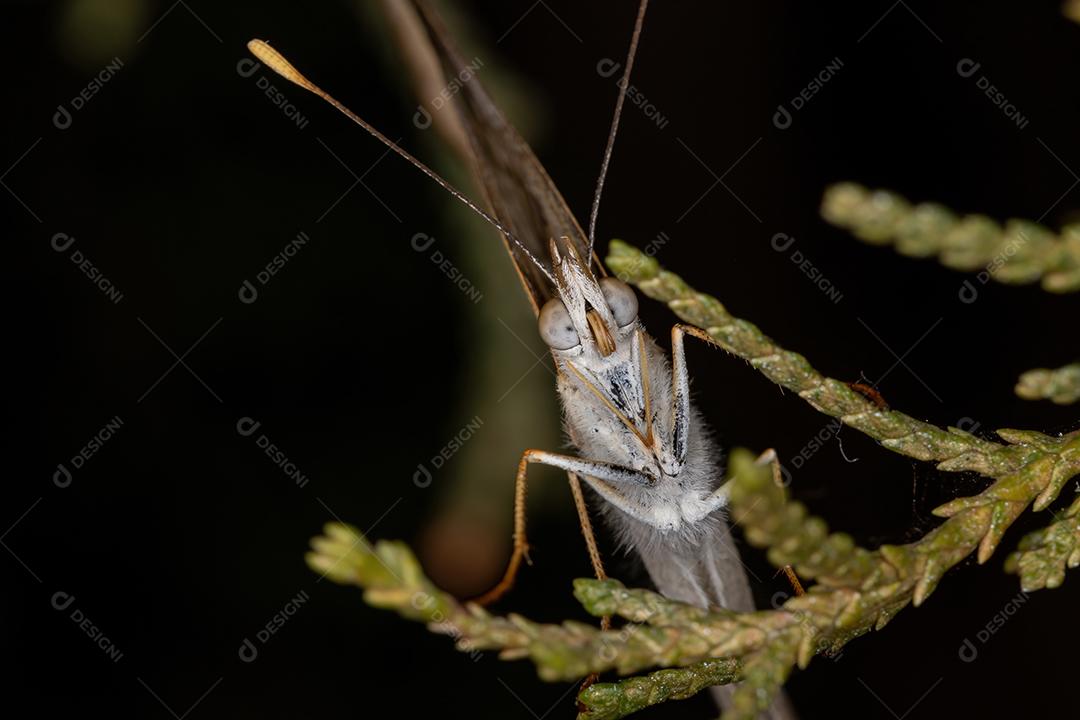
379, 0, 592, 312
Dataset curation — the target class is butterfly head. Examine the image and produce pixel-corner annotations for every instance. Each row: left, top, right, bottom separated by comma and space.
537, 236, 639, 359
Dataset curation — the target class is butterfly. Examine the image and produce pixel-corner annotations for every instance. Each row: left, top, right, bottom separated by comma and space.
248, 2, 794, 716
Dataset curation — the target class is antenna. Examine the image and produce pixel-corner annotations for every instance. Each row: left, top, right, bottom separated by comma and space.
586, 0, 650, 262
247, 39, 557, 286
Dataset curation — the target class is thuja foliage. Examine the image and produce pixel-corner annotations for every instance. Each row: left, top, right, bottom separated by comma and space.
1016, 363, 1080, 405
307, 242, 1080, 718
821, 182, 1080, 411
820, 182, 1080, 293
1006, 493, 1080, 591
607, 241, 1079, 594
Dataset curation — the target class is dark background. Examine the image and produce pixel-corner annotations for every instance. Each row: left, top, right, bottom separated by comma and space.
5, 0, 1079, 717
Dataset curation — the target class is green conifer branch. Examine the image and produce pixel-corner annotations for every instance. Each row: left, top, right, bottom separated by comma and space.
305, 521, 779, 687
575, 659, 740, 720
608, 239, 1080, 597
606, 240, 1079, 512
1006, 494, 1080, 590
303, 442, 1078, 718
304, 519, 786, 718
303, 456, 809, 719
819, 182, 1080, 292
1016, 362, 1080, 405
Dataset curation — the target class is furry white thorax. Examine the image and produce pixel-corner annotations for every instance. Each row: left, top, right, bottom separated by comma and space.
553, 320, 727, 557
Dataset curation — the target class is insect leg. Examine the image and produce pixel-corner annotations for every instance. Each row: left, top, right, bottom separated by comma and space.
566, 470, 611, 694
567, 472, 607, 583
667, 323, 725, 468
472, 449, 655, 605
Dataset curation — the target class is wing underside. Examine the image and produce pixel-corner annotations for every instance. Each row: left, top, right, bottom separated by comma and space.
380, 0, 593, 311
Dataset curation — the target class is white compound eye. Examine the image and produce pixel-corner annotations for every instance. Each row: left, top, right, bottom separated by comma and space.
600, 277, 638, 327
538, 298, 580, 350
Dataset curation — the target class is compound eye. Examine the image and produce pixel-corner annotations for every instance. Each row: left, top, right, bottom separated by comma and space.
538, 298, 580, 350
600, 278, 638, 327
